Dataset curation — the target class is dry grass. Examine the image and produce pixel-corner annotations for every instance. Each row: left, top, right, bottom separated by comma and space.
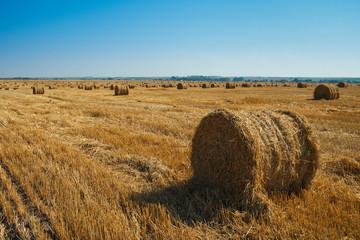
0, 79, 359, 239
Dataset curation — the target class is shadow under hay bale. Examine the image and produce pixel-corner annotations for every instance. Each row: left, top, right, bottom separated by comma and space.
314, 84, 339, 100
133, 178, 258, 225
190, 109, 319, 215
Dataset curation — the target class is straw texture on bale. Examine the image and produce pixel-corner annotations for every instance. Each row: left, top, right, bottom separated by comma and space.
33, 87, 45, 94
177, 83, 187, 89
226, 82, 236, 89
115, 85, 129, 95
191, 109, 319, 210
314, 84, 339, 100
337, 82, 348, 88
297, 82, 308, 88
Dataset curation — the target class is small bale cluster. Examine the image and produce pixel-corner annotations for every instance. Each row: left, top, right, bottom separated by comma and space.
191, 109, 319, 214
337, 82, 348, 88
177, 83, 187, 89
297, 82, 308, 88
226, 82, 235, 89
314, 84, 340, 100
115, 85, 129, 95
33, 87, 45, 94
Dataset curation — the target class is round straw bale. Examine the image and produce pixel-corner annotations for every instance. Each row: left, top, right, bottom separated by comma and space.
115, 85, 129, 95
211, 83, 216, 88
33, 87, 45, 94
297, 82, 308, 88
128, 85, 135, 89
191, 109, 319, 201
257, 84, 263, 87
242, 83, 251, 87
337, 81, 348, 88
85, 85, 93, 90
314, 84, 339, 100
202, 83, 210, 88
78, 85, 84, 89
177, 83, 187, 89
226, 82, 235, 89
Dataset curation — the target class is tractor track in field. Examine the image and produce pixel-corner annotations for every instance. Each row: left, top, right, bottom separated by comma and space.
0, 156, 59, 240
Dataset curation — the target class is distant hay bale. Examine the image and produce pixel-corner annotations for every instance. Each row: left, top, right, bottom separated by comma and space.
33, 87, 45, 94
85, 85, 93, 90
78, 85, 84, 89
202, 83, 210, 88
177, 83, 187, 89
210, 83, 216, 88
115, 85, 129, 95
162, 83, 170, 88
226, 82, 235, 89
314, 84, 340, 100
5, 87, 9, 90
257, 84, 263, 87
191, 109, 319, 212
297, 82, 308, 88
337, 82, 348, 88
128, 85, 135, 89
242, 83, 251, 87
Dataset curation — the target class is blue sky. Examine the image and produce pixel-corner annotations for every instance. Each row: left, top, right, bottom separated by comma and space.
0, 0, 359, 77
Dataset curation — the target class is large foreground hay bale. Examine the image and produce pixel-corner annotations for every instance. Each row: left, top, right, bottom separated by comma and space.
297, 82, 308, 88
314, 84, 339, 100
337, 81, 348, 88
33, 87, 45, 94
115, 85, 129, 95
225, 82, 235, 89
191, 109, 319, 212
177, 83, 187, 89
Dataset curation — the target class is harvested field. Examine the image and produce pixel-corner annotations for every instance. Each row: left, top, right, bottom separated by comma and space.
0, 79, 359, 239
